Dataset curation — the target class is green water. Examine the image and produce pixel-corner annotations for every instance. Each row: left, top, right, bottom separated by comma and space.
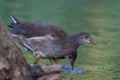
1, 0, 120, 80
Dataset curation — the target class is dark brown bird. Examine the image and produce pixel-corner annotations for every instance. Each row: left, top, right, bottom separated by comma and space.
9, 16, 96, 69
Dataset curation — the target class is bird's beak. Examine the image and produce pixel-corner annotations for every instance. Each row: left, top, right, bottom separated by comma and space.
90, 39, 96, 45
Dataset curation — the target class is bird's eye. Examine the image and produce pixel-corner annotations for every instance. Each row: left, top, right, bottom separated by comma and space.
85, 36, 88, 39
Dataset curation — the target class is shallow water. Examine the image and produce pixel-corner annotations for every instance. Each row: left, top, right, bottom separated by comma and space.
62, 65, 86, 74
1, 0, 120, 80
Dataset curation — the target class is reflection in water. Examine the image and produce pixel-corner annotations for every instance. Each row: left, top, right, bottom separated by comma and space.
1, 0, 120, 80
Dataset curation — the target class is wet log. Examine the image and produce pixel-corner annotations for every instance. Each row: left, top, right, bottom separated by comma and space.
0, 20, 61, 80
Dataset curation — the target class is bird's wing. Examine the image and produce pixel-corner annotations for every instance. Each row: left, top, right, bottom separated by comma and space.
9, 16, 69, 39
21, 22, 69, 40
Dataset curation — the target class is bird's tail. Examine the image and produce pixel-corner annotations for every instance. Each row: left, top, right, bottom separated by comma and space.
8, 16, 24, 34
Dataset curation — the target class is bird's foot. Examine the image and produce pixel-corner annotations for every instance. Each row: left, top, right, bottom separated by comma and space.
33, 54, 41, 64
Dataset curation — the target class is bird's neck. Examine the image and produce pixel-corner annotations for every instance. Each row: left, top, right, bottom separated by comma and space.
69, 33, 81, 49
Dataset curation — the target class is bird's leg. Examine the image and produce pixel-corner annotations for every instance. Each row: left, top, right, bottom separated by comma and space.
49, 57, 53, 64
49, 57, 60, 64
33, 54, 41, 64
51, 57, 60, 64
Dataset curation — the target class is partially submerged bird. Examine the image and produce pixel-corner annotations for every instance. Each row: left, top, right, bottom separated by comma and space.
9, 16, 96, 69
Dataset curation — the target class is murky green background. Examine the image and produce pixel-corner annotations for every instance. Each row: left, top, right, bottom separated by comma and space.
0, 0, 120, 80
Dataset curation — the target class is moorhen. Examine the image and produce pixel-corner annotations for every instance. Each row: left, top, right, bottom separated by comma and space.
9, 16, 96, 69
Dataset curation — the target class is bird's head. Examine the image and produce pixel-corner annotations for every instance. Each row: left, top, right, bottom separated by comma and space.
75, 32, 96, 45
